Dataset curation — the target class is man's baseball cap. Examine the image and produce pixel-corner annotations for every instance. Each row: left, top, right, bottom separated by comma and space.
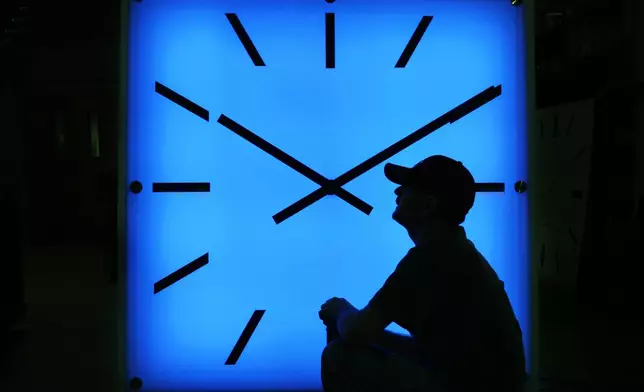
384, 155, 476, 223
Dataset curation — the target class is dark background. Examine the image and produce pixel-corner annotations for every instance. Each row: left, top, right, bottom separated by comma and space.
1, 0, 643, 391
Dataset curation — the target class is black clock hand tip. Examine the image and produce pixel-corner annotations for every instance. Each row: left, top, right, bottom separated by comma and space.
448, 84, 503, 124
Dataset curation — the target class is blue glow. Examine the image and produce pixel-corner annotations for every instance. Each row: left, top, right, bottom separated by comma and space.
126, 0, 529, 390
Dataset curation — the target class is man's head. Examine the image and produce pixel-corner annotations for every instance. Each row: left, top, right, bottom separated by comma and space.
385, 155, 476, 231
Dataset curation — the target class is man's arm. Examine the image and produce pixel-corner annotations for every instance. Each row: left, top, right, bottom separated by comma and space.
373, 330, 420, 356
336, 249, 420, 347
336, 307, 419, 355
336, 303, 390, 344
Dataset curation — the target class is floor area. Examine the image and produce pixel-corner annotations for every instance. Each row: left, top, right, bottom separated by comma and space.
1, 245, 642, 391
1, 246, 118, 392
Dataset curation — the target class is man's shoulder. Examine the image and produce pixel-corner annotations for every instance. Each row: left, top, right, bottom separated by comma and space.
398, 245, 441, 274
411, 230, 479, 265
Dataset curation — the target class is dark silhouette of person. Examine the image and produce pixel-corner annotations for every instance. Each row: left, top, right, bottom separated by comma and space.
318, 155, 526, 392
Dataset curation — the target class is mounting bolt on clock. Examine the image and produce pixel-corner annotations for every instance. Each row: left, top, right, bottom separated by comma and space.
129, 377, 143, 391
129, 181, 143, 194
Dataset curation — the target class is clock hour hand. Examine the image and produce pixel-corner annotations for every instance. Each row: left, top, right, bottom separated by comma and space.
217, 115, 373, 216
273, 85, 503, 224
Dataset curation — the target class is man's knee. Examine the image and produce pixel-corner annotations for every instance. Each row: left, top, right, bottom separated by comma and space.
322, 340, 373, 391
322, 341, 436, 392
322, 340, 347, 369
322, 340, 389, 378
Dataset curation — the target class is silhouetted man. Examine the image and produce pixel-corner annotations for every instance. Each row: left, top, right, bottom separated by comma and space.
319, 155, 526, 392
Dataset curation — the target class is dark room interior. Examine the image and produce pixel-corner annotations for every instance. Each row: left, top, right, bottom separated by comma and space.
1, 0, 643, 391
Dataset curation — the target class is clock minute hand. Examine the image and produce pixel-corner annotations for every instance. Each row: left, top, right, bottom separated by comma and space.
333, 85, 503, 186
272, 85, 503, 224
217, 114, 373, 216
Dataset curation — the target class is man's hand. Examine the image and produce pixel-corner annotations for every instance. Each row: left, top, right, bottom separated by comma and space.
318, 297, 358, 325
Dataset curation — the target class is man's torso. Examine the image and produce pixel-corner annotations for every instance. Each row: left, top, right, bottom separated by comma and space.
368, 227, 526, 391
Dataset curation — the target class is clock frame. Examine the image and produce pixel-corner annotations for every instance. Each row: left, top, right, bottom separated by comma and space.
117, 1, 539, 391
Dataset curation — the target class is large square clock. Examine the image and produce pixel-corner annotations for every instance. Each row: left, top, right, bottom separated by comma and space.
119, 0, 536, 390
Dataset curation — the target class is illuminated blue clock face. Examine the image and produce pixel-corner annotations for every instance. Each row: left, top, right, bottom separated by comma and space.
125, 0, 530, 390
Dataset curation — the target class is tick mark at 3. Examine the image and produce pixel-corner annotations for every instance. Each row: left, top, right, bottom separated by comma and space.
476, 183, 505, 192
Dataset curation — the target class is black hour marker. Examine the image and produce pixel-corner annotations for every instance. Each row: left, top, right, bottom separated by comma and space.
395, 16, 433, 68
225, 13, 266, 66
225, 310, 266, 365
152, 182, 211, 193
155, 82, 210, 121
153, 253, 209, 294
476, 183, 506, 192
325, 13, 335, 68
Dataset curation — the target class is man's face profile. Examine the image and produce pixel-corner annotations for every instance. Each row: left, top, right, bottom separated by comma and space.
392, 185, 437, 230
